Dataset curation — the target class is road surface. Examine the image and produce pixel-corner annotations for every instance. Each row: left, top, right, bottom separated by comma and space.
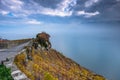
0, 42, 30, 62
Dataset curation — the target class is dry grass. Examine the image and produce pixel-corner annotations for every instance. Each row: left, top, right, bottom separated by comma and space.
14, 48, 105, 80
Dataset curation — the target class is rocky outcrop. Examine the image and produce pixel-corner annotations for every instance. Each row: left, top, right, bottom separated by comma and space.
33, 32, 51, 50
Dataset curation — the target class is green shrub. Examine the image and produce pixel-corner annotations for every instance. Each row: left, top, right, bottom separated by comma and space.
0, 65, 13, 80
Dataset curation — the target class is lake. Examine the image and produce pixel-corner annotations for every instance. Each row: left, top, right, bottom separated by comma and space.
50, 24, 120, 80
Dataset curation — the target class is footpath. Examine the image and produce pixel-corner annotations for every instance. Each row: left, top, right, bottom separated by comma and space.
0, 42, 31, 80
1, 49, 30, 80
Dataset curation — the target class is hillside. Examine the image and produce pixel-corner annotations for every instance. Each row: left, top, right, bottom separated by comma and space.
14, 48, 105, 80
14, 32, 106, 80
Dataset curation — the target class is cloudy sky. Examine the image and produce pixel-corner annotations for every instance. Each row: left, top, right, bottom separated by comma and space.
0, 0, 120, 39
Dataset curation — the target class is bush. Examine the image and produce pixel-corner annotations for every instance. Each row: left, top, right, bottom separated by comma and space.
0, 65, 13, 80
44, 72, 58, 80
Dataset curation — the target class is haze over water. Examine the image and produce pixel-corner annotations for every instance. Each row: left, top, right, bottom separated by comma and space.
50, 23, 120, 80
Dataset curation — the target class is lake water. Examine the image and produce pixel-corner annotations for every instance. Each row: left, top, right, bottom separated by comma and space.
50, 24, 120, 80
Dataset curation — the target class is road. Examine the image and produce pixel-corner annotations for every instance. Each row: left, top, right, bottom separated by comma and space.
0, 42, 30, 62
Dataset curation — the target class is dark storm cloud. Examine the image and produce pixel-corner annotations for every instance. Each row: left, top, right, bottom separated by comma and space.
101, 0, 120, 20
0, 0, 100, 17
33, 0, 61, 9
83, 0, 120, 21
0, 0, 120, 23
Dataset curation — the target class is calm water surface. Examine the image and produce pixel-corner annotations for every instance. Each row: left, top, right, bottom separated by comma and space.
50, 25, 120, 80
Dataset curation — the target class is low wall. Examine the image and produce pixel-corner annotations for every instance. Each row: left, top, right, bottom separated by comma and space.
0, 39, 31, 49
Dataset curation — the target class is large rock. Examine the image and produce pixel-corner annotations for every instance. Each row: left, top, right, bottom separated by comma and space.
33, 32, 51, 50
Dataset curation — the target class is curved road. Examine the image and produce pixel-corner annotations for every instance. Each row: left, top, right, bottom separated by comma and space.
0, 42, 30, 62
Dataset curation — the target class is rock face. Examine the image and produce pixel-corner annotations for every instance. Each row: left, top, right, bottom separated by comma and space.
33, 32, 51, 50
14, 33, 106, 80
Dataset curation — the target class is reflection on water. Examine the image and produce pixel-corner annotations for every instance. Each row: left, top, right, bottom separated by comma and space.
51, 32, 120, 80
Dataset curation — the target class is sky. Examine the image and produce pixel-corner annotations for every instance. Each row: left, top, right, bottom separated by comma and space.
0, 0, 120, 39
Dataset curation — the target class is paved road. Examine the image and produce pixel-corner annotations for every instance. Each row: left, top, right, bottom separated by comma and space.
0, 42, 30, 62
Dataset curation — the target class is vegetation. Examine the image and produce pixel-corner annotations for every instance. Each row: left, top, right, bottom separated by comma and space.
44, 72, 58, 80
14, 48, 105, 80
0, 65, 13, 80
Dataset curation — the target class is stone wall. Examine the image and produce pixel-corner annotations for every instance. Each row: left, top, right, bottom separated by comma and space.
0, 39, 31, 49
